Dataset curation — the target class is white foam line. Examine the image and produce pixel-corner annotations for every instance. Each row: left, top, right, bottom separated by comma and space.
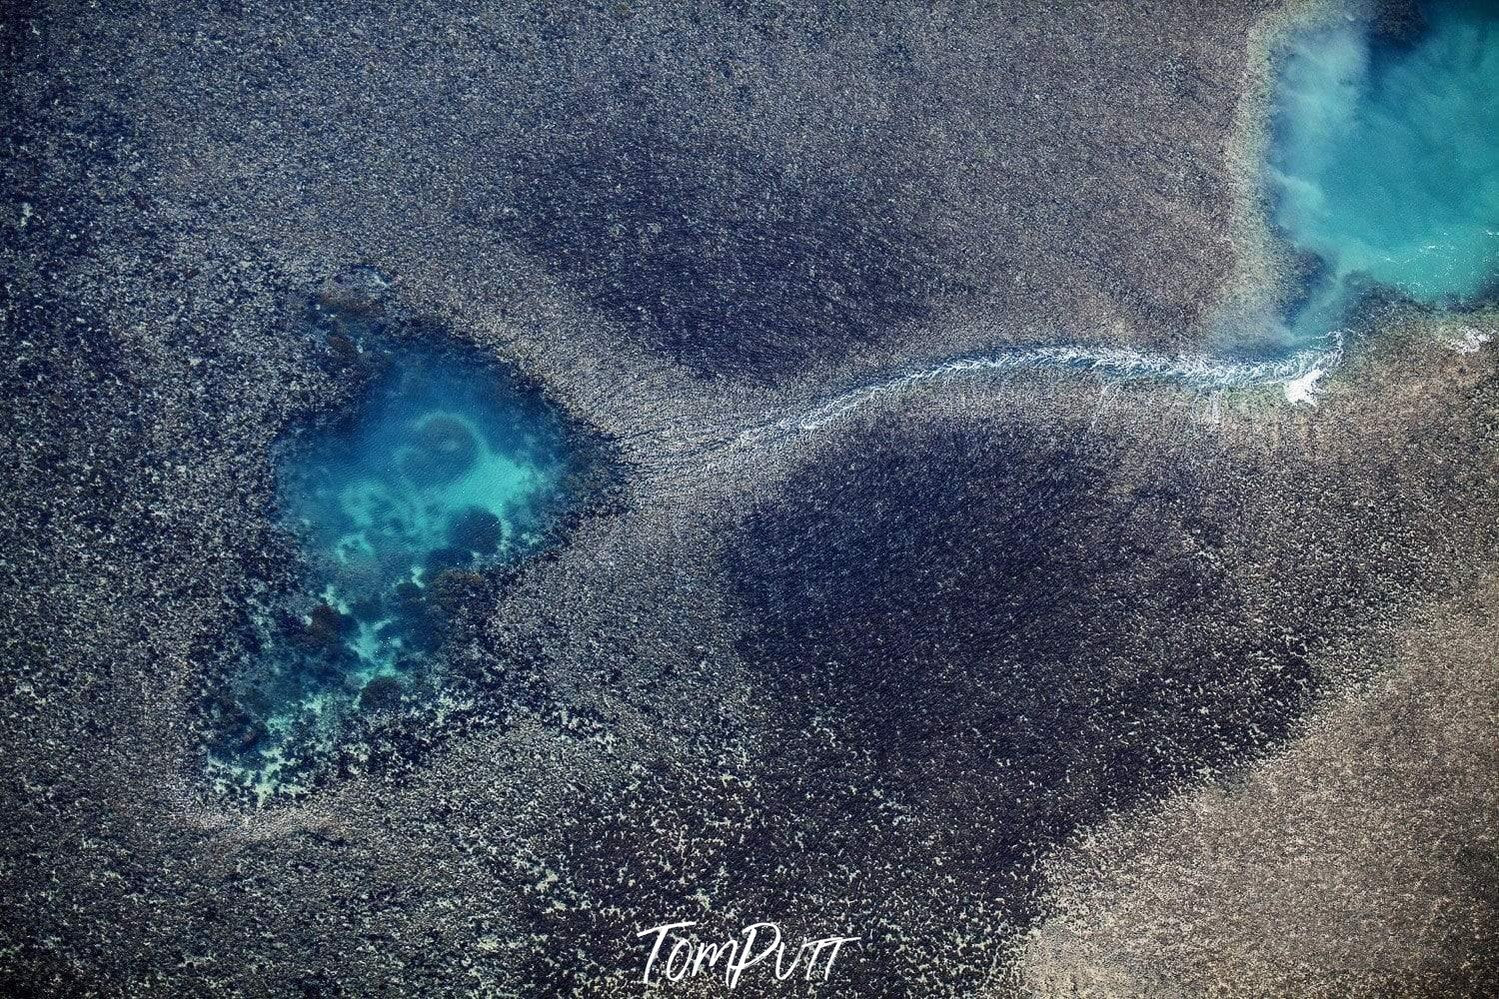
752, 334, 1344, 441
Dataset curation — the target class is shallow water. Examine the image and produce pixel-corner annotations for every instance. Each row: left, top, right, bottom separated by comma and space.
1269, 0, 1499, 343
208, 326, 586, 795
277, 346, 571, 669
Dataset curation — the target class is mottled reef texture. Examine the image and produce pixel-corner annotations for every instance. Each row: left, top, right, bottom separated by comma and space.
2, 2, 1498, 998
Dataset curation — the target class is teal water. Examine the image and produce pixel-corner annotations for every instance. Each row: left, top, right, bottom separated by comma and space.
277, 347, 570, 670
208, 326, 585, 796
1268, 0, 1499, 343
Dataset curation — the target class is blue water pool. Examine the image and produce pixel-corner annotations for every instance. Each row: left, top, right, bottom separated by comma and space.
206, 309, 598, 797
1268, 0, 1499, 342
277, 346, 572, 671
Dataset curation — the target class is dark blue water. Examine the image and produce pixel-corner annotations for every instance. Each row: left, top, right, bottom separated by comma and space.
208, 320, 590, 798
1268, 0, 1499, 344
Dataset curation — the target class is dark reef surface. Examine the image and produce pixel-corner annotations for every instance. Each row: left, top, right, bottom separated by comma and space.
3, 1, 1498, 997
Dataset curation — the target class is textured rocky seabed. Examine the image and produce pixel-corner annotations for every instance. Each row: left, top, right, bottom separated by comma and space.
2, 1, 1497, 996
